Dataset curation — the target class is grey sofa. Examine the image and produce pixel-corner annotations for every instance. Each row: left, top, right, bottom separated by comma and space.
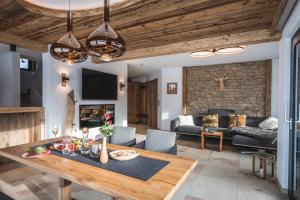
170, 109, 277, 150
170, 109, 236, 139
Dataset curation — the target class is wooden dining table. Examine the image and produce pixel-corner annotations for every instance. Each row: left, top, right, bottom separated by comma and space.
0, 137, 197, 200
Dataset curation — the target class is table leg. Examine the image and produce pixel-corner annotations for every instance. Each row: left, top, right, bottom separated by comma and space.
58, 178, 72, 200
220, 136, 223, 152
263, 159, 267, 179
201, 133, 205, 150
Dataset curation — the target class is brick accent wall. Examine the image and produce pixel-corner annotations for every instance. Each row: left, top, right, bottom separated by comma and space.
184, 60, 272, 117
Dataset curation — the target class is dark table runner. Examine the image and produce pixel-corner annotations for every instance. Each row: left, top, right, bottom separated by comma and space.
37, 143, 169, 181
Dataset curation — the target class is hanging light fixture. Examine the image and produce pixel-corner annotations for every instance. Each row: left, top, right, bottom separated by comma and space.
86, 0, 126, 62
189, 46, 245, 58
50, 0, 87, 65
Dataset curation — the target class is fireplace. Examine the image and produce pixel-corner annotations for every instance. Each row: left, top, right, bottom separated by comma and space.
79, 104, 115, 129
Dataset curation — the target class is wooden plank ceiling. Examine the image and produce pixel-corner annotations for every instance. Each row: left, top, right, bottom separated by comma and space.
0, 0, 283, 61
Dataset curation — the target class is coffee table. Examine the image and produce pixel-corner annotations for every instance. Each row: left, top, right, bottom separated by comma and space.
201, 131, 224, 152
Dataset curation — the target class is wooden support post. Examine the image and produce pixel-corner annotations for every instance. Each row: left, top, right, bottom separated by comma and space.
58, 178, 72, 200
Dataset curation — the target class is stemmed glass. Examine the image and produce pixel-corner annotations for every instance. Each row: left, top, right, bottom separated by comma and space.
52, 123, 59, 138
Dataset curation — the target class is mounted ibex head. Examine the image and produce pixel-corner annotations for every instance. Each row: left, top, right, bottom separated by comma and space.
214, 72, 229, 91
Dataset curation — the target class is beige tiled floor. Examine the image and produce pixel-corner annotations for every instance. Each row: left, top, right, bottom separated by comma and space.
0, 134, 288, 200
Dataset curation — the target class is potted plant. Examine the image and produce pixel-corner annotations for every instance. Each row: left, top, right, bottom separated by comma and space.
99, 113, 113, 164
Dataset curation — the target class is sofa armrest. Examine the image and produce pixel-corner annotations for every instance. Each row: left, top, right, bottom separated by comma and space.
170, 118, 180, 132
133, 141, 145, 149
168, 145, 177, 155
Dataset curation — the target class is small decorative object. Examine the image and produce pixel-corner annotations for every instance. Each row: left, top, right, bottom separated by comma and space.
167, 82, 178, 94
109, 150, 139, 161
214, 73, 229, 91
81, 127, 90, 155
90, 140, 101, 158
99, 113, 113, 164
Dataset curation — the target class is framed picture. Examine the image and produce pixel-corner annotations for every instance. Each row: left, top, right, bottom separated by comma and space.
167, 82, 178, 94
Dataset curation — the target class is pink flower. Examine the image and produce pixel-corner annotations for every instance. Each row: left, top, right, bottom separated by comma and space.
105, 114, 111, 120
107, 120, 112, 126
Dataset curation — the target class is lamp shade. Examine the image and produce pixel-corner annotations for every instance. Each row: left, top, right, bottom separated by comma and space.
50, 10, 88, 64
86, 0, 126, 62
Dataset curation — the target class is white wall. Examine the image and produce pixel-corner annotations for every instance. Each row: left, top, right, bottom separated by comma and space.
276, 1, 300, 190
161, 68, 182, 130
0, 52, 20, 107
271, 59, 279, 117
43, 53, 128, 139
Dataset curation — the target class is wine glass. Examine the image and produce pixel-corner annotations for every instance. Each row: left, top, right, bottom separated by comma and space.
52, 123, 59, 138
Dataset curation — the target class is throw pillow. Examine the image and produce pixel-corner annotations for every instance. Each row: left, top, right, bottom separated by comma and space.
178, 115, 194, 126
202, 114, 219, 128
228, 114, 247, 128
237, 115, 247, 127
228, 114, 237, 128
259, 117, 278, 130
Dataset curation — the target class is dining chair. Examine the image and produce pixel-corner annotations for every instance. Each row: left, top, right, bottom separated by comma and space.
109, 126, 136, 147
134, 129, 177, 155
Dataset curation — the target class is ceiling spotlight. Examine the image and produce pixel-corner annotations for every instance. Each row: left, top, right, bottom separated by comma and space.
216, 46, 245, 55
189, 50, 215, 58
189, 46, 245, 58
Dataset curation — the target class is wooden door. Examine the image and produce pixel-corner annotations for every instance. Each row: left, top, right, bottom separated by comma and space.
127, 82, 141, 123
146, 79, 158, 128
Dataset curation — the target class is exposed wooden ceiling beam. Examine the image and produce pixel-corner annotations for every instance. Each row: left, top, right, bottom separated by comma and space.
0, 31, 47, 52
92, 29, 281, 63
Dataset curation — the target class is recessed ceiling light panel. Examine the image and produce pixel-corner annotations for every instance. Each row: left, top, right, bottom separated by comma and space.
215, 46, 245, 55
189, 51, 215, 58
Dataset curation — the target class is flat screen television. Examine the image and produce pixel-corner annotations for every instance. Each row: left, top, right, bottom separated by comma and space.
82, 68, 118, 100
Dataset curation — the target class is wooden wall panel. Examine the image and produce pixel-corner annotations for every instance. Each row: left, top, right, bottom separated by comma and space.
0, 108, 44, 149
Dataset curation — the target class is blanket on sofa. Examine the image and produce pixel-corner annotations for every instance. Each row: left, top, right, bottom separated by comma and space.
231, 126, 277, 141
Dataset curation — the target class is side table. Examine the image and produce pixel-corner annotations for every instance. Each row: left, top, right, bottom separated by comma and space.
201, 131, 224, 152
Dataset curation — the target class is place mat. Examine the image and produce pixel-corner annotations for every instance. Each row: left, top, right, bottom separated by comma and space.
34, 143, 169, 181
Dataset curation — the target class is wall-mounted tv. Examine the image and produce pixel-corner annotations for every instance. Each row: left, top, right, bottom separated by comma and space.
82, 68, 118, 100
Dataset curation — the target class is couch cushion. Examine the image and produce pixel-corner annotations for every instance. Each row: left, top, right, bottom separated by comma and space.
178, 115, 194, 126
218, 115, 230, 128
246, 117, 266, 127
202, 114, 218, 128
193, 115, 203, 126
232, 134, 277, 150
176, 125, 203, 135
231, 126, 277, 142
228, 114, 247, 128
259, 117, 279, 130
207, 127, 232, 138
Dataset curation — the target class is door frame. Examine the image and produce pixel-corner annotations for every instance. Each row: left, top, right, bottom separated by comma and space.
289, 27, 300, 199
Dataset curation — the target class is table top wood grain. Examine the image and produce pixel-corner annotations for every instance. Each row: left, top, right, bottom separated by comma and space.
0, 137, 197, 200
